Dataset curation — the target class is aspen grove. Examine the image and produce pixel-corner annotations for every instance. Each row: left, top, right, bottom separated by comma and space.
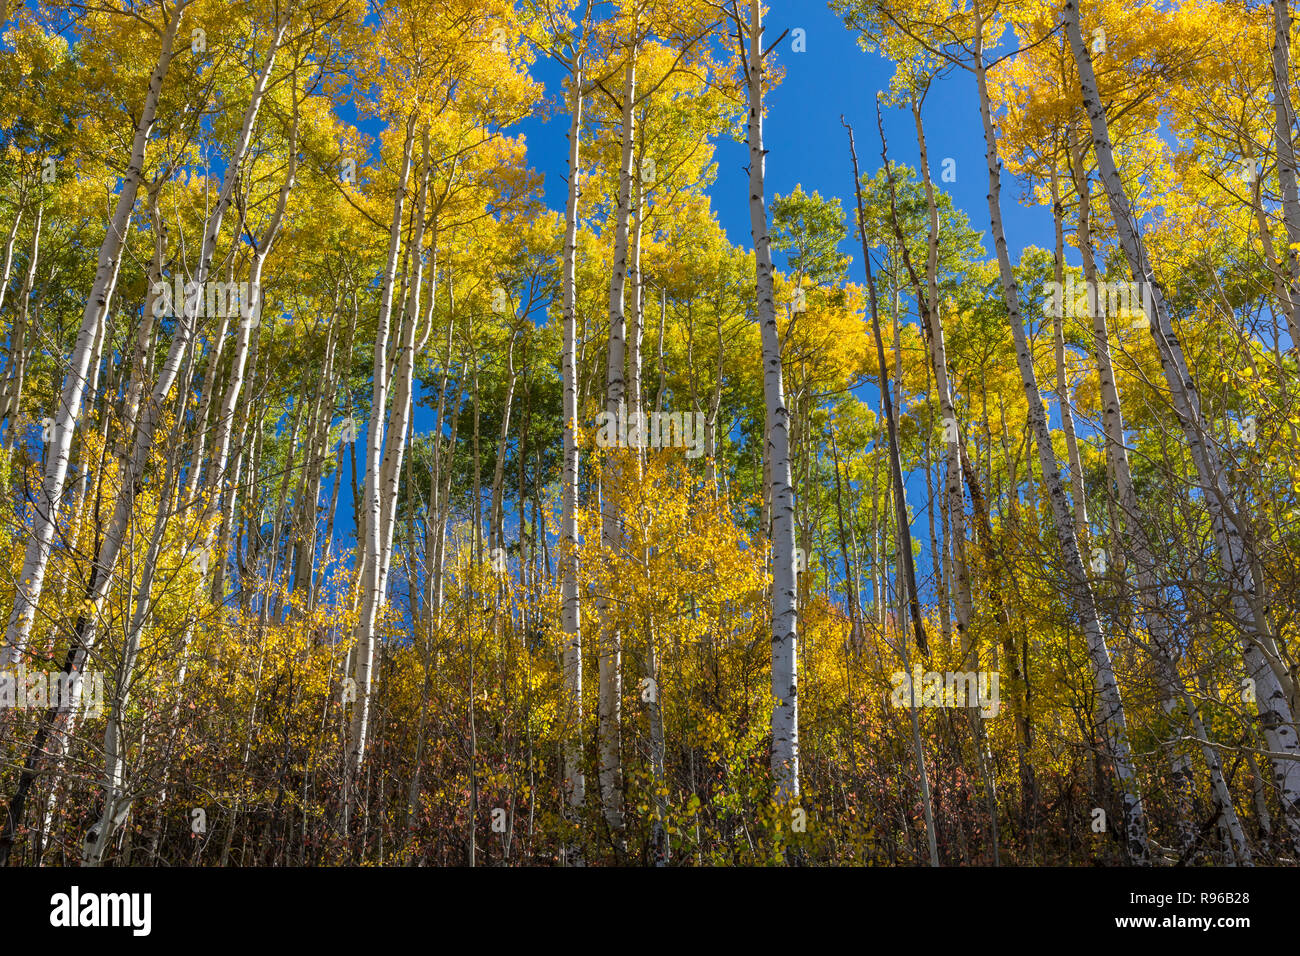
0, 0, 1297, 867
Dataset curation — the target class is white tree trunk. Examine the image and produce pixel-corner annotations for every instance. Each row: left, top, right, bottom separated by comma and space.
1049, 167, 1089, 546
560, 63, 586, 817
597, 50, 637, 846
345, 113, 417, 804
1065, 0, 1300, 851
70, 20, 292, 865
489, 331, 518, 551
742, 0, 798, 802
0, 7, 187, 670
376, 126, 431, 571
0, 200, 39, 429
976, 15, 1147, 860
64, 9, 287, 669
909, 97, 999, 860
1270, 0, 1300, 342
0, 197, 24, 320
1069, 153, 1250, 861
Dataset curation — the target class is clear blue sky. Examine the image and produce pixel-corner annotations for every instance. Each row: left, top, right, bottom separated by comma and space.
516, 0, 1055, 282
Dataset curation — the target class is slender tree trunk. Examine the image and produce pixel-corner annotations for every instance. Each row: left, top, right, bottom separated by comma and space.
740, 0, 799, 803
0, 200, 40, 432
829, 425, 861, 647
1, 6, 188, 669
82, 404, 187, 865
1065, 0, 1300, 850
1067, 148, 1244, 861
978, 12, 1148, 861
597, 47, 637, 849
907, 94, 999, 862
0, 194, 24, 320
346, 113, 417, 814
848, 120, 929, 658
1049, 165, 1089, 546
1270, 0, 1300, 343
489, 330, 518, 551
560, 61, 587, 823
1, 15, 286, 865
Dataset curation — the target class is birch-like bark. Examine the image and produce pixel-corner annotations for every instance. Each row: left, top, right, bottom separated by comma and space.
72, 292, 113, 511
0, 200, 41, 431
0, 6, 187, 669
1068, 149, 1250, 860
345, 112, 417, 806
11, 10, 282, 747
628, 148, 645, 432
977, 10, 1148, 861
597, 48, 637, 846
1065, 0, 1300, 850
291, 304, 340, 604
183, 254, 239, 503
560, 63, 586, 816
740, 0, 798, 801
82, 404, 187, 866
3, 17, 278, 858
205, 102, 298, 511
59, 7, 286, 673
0, 195, 23, 320
375, 127, 431, 583
1270, 0, 1300, 343
71, 21, 291, 865
1049, 165, 1089, 547
905, 95, 998, 860
489, 329, 518, 551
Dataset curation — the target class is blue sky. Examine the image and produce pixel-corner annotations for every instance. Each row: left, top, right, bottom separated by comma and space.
516, 0, 1056, 281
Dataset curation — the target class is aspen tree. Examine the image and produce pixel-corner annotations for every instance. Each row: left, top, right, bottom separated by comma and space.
733, 0, 799, 802
972, 0, 1149, 860
1, 1, 192, 672
1065, 0, 1300, 850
